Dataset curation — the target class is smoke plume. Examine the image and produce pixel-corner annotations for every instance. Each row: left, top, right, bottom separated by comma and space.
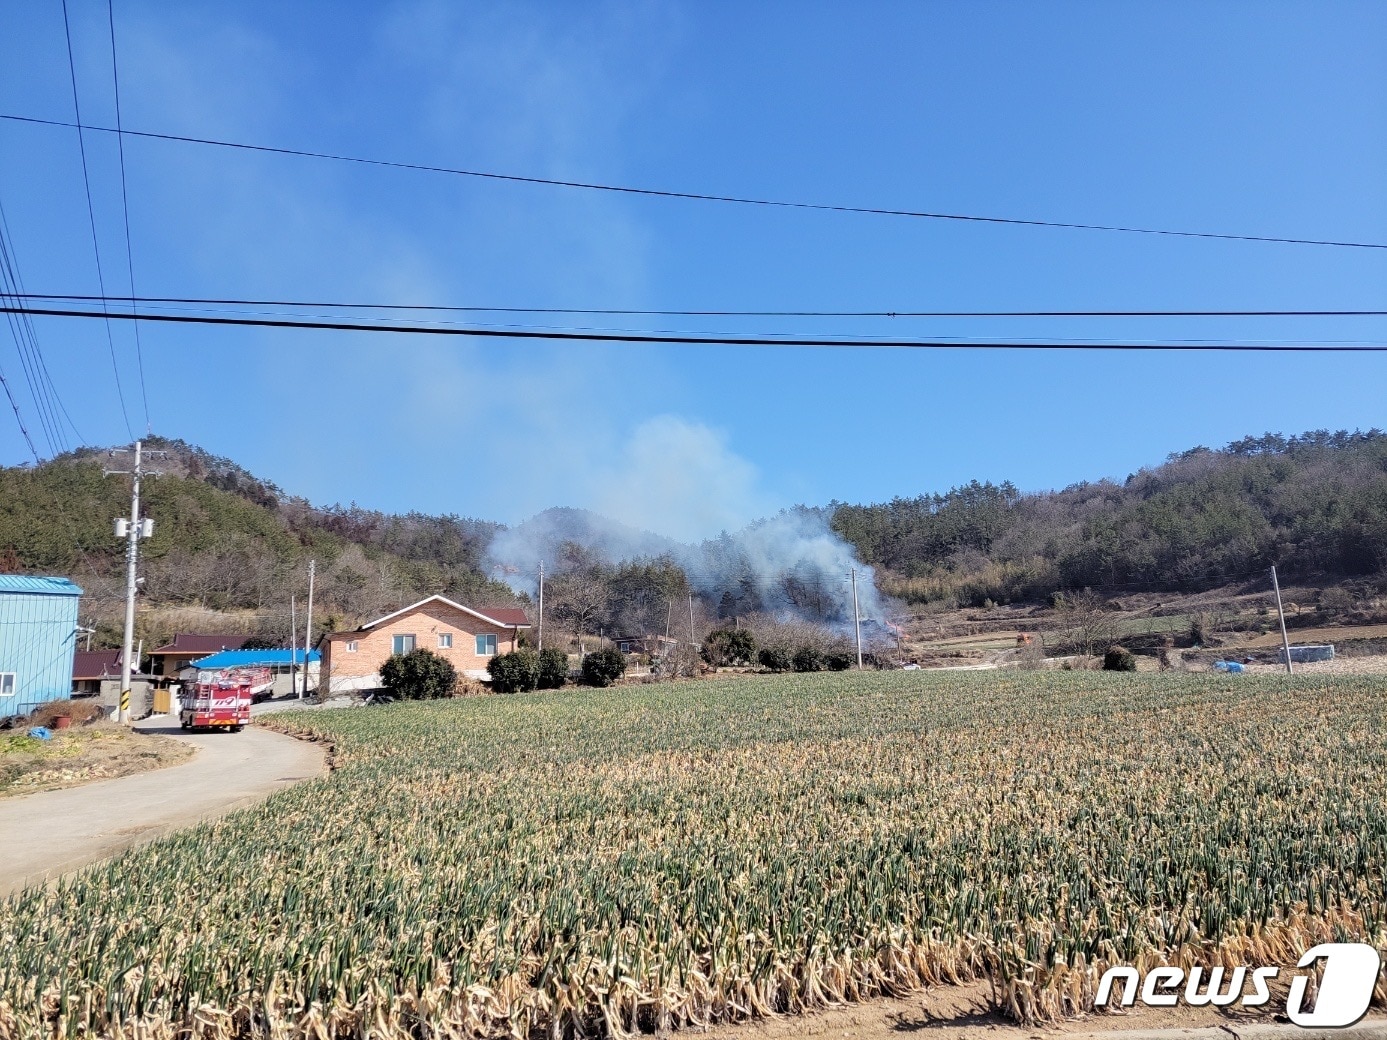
485, 416, 888, 628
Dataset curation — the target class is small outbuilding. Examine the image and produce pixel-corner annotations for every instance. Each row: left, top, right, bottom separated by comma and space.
71, 648, 156, 713
0, 575, 83, 718
147, 633, 252, 678
191, 648, 321, 698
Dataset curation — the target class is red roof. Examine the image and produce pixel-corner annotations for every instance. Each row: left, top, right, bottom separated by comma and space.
330, 597, 530, 637
73, 649, 124, 679
480, 607, 530, 627
149, 634, 251, 655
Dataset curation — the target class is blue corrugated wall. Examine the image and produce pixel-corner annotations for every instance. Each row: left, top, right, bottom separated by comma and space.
0, 578, 83, 718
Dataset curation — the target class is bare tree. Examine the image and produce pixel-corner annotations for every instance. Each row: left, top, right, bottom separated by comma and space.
1053, 588, 1120, 657
549, 570, 609, 655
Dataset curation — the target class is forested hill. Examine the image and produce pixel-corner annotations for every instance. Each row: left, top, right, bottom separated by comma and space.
0, 437, 517, 640
831, 429, 1387, 606
3, 429, 1385, 638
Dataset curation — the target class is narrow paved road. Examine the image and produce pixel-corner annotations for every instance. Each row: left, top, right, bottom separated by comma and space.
0, 719, 326, 898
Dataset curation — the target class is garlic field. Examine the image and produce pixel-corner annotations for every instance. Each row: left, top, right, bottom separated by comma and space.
3, 671, 1385, 1038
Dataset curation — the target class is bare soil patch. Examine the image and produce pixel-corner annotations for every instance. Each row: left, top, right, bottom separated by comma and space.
1240, 624, 1387, 648
702, 979, 1359, 1040
0, 722, 194, 796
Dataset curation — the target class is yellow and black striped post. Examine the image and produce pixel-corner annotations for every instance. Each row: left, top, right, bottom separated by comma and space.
119, 687, 131, 721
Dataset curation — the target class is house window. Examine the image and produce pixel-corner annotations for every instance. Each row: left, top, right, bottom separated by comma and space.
392, 634, 416, 655
346, 641, 358, 652
475, 633, 497, 656
438, 632, 452, 649
0, 673, 15, 697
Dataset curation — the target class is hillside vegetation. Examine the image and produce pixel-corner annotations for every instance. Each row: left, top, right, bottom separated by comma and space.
0, 437, 517, 646
832, 429, 1387, 606
2, 430, 1385, 646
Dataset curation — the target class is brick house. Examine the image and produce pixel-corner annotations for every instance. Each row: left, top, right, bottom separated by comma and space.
320, 595, 530, 693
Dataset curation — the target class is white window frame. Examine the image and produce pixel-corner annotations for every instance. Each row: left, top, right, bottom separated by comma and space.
475, 633, 497, 657
0, 672, 15, 697
437, 632, 452, 649
392, 633, 416, 655
346, 640, 358, 652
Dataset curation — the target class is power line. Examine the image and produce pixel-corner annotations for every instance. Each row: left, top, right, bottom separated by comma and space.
5, 302, 1387, 352
105, 0, 150, 435
13, 293, 1387, 319
0, 202, 86, 450
0, 363, 39, 463
0, 251, 59, 456
59, 0, 134, 440
0, 203, 66, 456
4, 111, 1386, 253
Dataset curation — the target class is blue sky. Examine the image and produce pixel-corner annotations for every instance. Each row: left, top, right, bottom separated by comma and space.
1, 1, 1384, 540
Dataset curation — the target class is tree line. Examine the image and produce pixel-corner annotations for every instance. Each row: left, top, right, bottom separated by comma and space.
831, 429, 1387, 606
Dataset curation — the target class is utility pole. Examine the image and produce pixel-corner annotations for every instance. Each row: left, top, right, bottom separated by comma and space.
850, 567, 864, 670
1271, 565, 1294, 675
108, 440, 160, 724
537, 561, 544, 652
302, 559, 315, 699
290, 594, 298, 696
688, 591, 696, 646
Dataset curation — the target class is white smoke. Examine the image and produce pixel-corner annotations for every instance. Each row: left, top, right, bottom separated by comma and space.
484, 415, 889, 628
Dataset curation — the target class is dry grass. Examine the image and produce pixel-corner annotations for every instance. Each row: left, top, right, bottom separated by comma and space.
2, 671, 1386, 1038
0, 723, 193, 797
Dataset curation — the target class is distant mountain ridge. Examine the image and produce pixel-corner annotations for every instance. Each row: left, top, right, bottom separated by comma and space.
2, 428, 1384, 643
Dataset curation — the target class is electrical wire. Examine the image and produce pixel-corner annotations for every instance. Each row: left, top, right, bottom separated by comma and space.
5, 302, 1387, 351
0, 260, 58, 455
0, 203, 86, 450
105, 0, 150, 435
0, 204, 64, 455
4, 111, 1385, 252
12, 292, 1387, 319
59, 0, 134, 440
0, 363, 39, 463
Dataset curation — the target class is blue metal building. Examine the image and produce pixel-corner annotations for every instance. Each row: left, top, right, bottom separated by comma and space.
0, 575, 84, 718
190, 648, 321, 670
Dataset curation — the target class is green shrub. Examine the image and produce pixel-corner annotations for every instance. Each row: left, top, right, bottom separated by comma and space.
758, 646, 792, 672
1189, 613, 1208, 646
537, 648, 569, 690
824, 650, 854, 671
1103, 645, 1138, 672
792, 646, 824, 673
487, 650, 540, 693
701, 628, 757, 667
581, 647, 627, 687
380, 648, 457, 700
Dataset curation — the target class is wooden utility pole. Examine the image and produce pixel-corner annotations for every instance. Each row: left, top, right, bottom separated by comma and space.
290, 594, 297, 696
302, 559, 315, 699
537, 561, 544, 652
1271, 565, 1293, 675
850, 567, 863, 670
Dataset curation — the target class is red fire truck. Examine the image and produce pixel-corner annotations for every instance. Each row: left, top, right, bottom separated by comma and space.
179, 667, 269, 732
